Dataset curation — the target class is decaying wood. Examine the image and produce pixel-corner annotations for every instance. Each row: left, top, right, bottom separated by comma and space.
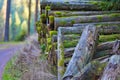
55, 15, 120, 29
52, 11, 120, 17
72, 61, 107, 80
97, 40, 120, 51
63, 25, 98, 80
100, 40, 120, 80
41, 2, 100, 11
100, 55, 120, 80
73, 21, 120, 26
57, 27, 65, 80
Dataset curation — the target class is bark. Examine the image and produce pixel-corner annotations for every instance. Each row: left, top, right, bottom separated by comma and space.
55, 24, 120, 35
100, 55, 120, 80
100, 40, 120, 80
56, 40, 120, 58
72, 61, 106, 80
73, 21, 120, 26
63, 25, 98, 80
41, 2, 100, 11
57, 27, 65, 80
53, 11, 120, 17
28, 0, 31, 35
97, 40, 120, 52
4, 0, 11, 41
35, 0, 38, 32
55, 15, 120, 29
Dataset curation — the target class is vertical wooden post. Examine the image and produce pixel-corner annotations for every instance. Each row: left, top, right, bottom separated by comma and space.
57, 27, 65, 80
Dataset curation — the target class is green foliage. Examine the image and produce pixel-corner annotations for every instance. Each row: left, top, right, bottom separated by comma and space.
15, 30, 27, 41
40, 44, 46, 53
91, 0, 120, 10
2, 54, 22, 80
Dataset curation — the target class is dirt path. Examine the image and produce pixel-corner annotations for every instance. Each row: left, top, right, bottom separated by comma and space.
0, 43, 23, 80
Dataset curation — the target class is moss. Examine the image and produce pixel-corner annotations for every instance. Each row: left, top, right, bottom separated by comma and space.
45, 6, 51, 11
40, 14, 46, 24
60, 20, 67, 26
71, 20, 75, 25
97, 15, 103, 21
63, 40, 78, 48
49, 16, 54, 22
99, 34, 120, 42
54, 11, 63, 17
49, 31, 57, 37
110, 13, 120, 17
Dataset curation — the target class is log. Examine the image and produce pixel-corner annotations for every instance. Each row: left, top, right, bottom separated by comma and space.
57, 27, 65, 80
97, 40, 120, 51
72, 61, 107, 80
73, 21, 120, 26
100, 55, 120, 80
41, 2, 100, 11
52, 11, 120, 17
55, 24, 120, 35
55, 14, 120, 29
63, 25, 98, 80
56, 41, 120, 58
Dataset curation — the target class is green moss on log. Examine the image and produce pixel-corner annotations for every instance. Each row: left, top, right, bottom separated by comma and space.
63, 40, 78, 48
99, 34, 120, 42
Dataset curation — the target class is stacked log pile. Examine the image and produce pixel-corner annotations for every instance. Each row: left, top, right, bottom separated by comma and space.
57, 25, 120, 80
39, 1, 120, 80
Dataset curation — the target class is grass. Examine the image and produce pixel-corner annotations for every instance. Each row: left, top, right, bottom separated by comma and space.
2, 53, 22, 80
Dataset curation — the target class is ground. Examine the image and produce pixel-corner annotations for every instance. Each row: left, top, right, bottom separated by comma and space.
0, 42, 23, 80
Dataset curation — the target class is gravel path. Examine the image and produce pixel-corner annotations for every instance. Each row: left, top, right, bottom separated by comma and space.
0, 43, 22, 80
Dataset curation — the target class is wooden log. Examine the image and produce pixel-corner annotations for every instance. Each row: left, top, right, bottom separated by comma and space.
55, 24, 120, 35
63, 25, 98, 80
56, 41, 120, 59
97, 40, 120, 51
52, 11, 120, 17
73, 21, 120, 26
72, 61, 107, 80
100, 55, 120, 80
41, 2, 100, 11
57, 27, 65, 80
55, 14, 120, 29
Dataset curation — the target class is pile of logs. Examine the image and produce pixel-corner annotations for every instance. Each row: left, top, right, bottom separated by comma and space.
57, 25, 120, 80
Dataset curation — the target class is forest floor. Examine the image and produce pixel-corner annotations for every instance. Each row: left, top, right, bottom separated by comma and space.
0, 42, 23, 80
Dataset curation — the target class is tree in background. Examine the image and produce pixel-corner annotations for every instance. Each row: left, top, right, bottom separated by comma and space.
28, 0, 31, 35
4, 0, 11, 41
35, 0, 39, 32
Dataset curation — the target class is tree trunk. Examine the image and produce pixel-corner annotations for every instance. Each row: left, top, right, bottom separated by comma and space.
55, 14, 120, 29
41, 2, 100, 11
63, 25, 98, 80
4, 0, 11, 41
28, 0, 31, 35
35, 0, 38, 32
100, 55, 120, 80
